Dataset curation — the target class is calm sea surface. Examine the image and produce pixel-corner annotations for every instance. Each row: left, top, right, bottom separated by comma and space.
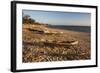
49, 25, 90, 33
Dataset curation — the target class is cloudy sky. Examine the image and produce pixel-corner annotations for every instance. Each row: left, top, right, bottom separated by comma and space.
23, 10, 91, 26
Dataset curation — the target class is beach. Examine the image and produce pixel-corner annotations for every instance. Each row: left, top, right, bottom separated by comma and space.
22, 24, 91, 63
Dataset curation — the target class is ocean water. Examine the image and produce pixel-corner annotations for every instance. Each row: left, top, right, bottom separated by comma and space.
49, 25, 90, 33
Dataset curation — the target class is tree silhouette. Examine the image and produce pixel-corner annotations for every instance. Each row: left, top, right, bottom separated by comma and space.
23, 15, 35, 24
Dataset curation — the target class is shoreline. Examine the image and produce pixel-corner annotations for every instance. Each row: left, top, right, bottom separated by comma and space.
48, 25, 90, 33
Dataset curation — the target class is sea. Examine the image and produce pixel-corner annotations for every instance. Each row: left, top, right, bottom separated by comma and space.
48, 25, 90, 33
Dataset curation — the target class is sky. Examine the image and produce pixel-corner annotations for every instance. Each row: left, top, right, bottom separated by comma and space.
23, 10, 91, 26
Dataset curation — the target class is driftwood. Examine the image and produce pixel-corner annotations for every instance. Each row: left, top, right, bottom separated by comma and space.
43, 40, 78, 46
23, 39, 78, 47
28, 27, 64, 34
